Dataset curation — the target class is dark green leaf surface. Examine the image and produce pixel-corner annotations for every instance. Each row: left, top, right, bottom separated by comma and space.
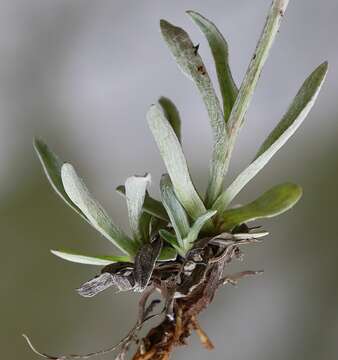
220, 183, 302, 231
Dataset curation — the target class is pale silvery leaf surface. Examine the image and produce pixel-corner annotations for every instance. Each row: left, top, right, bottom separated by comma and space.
225, 0, 289, 171
61, 163, 137, 256
158, 96, 182, 142
160, 19, 228, 207
213, 61, 328, 212
184, 210, 217, 250
116, 185, 169, 222
125, 174, 151, 243
187, 10, 238, 120
147, 104, 207, 220
160, 174, 190, 248
34, 138, 88, 222
220, 183, 302, 231
51, 249, 131, 266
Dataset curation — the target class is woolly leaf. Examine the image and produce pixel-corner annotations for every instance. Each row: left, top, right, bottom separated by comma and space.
147, 104, 207, 220
61, 163, 137, 255
214, 61, 328, 212
160, 19, 228, 207
125, 174, 151, 242
225, 0, 289, 171
220, 183, 302, 231
187, 11, 238, 120
116, 185, 169, 222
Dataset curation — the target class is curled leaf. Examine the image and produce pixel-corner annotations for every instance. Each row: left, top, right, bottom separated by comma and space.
125, 174, 151, 242
116, 185, 169, 222
220, 183, 302, 231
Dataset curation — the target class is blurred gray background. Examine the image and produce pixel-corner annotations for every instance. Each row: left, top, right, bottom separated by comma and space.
1, 0, 337, 359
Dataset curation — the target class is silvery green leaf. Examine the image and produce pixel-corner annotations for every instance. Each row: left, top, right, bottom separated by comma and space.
225, 0, 289, 170
213, 62, 328, 212
187, 11, 238, 120
125, 174, 151, 242
160, 20, 228, 207
116, 185, 169, 222
220, 183, 302, 231
147, 104, 207, 220
134, 237, 162, 292
159, 229, 184, 256
34, 138, 88, 222
160, 174, 189, 247
184, 210, 217, 250
51, 249, 131, 266
61, 163, 137, 256
159, 97, 182, 142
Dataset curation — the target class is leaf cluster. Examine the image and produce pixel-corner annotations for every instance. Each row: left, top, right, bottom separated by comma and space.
34, 0, 327, 267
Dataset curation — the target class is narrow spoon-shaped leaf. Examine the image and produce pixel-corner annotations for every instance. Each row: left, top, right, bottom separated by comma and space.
160, 19, 228, 207
34, 138, 88, 222
160, 174, 190, 247
184, 210, 217, 250
214, 61, 328, 212
225, 0, 289, 172
147, 104, 207, 220
220, 183, 302, 231
187, 11, 238, 120
61, 163, 137, 255
125, 174, 151, 243
159, 97, 182, 142
116, 185, 169, 222
51, 249, 131, 266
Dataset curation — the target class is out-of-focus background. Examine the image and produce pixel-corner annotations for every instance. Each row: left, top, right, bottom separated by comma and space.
1, 0, 337, 359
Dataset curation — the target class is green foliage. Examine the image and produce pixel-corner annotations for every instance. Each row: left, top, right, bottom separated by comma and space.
35, 0, 327, 267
